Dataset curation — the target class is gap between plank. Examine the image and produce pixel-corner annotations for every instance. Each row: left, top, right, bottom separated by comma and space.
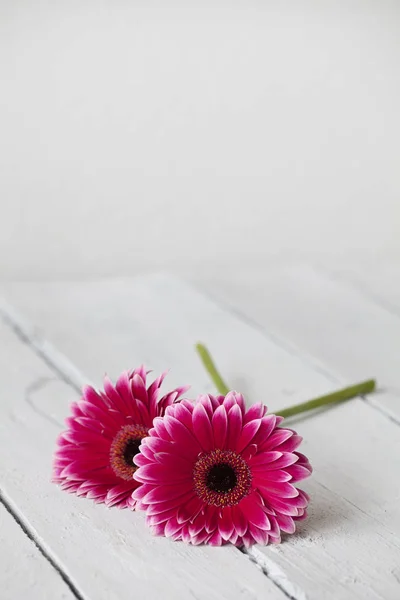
0, 300, 90, 394
0, 487, 86, 600
314, 263, 400, 324
240, 547, 307, 600
0, 296, 306, 600
196, 285, 400, 426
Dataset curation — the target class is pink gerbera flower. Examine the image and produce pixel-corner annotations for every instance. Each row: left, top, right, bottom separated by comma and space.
53, 367, 188, 508
133, 392, 312, 546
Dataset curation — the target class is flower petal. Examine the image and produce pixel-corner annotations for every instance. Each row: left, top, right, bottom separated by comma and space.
192, 403, 214, 451
212, 405, 228, 449
237, 420, 262, 453
226, 404, 243, 450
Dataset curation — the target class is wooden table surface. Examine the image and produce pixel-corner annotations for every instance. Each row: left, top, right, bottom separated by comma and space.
1, 265, 399, 600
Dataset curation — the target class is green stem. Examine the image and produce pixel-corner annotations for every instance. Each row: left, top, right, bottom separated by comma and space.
276, 379, 376, 418
195, 342, 376, 418
195, 343, 230, 395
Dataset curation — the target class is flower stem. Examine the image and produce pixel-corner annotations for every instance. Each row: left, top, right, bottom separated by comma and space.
195, 343, 230, 395
276, 379, 376, 418
195, 342, 376, 418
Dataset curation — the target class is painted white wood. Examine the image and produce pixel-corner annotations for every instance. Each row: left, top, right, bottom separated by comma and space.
1, 275, 400, 599
0, 318, 286, 600
196, 265, 400, 423
322, 262, 400, 318
0, 502, 75, 600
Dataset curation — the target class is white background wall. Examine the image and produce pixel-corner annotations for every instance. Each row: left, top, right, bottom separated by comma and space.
1, 0, 399, 283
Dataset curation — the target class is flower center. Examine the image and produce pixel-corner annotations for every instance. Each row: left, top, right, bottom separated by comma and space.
206, 463, 237, 493
193, 449, 252, 507
110, 424, 149, 480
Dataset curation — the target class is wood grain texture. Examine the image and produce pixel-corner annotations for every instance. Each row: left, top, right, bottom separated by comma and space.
323, 262, 400, 319
0, 502, 75, 600
197, 264, 400, 423
0, 316, 286, 600
1, 274, 400, 600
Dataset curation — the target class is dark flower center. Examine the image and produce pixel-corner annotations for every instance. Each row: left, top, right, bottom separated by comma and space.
206, 463, 237, 493
123, 438, 142, 466
110, 424, 149, 480
193, 449, 252, 507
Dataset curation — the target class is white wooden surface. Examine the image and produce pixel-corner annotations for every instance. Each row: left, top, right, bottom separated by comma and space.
1, 270, 400, 599
202, 264, 400, 421
0, 503, 74, 600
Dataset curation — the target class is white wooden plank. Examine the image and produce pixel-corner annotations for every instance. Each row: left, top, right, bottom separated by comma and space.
323, 261, 400, 317
196, 265, 400, 423
0, 318, 286, 600
0, 502, 75, 600
1, 275, 400, 600
0, 276, 350, 407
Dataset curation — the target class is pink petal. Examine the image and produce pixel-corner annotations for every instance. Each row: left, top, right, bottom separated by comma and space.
223, 391, 245, 413
276, 435, 303, 453
232, 505, 248, 536
294, 509, 308, 522
204, 506, 219, 534
209, 394, 223, 410
261, 428, 293, 450
151, 523, 166, 537
285, 464, 312, 481
212, 405, 228, 449
143, 483, 193, 504
208, 531, 223, 546
82, 385, 103, 405
131, 365, 147, 382
244, 403, 266, 424
171, 403, 193, 430
134, 464, 191, 484
239, 494, 270, 530
237, 420, 262, 453
264, 453, 300, 470
115, 371, 134, 408
133, 453, 149, 468
180, 399, 195, 413
226, 404, 243, 450
254, 470, 292, 484
241, 444, 258, 461
164, 517, 183, 538
132, 483, 154, 502
192, 530, 210, 545
131, 373, 148, 404
188, 512, 207, 536
263, 494, 307, 516
147, 507, 180, 526
276, 514, 296, 534
163, 416, 203, 455
103, 376, 125, 411
105, 482, 135, 507
177, 496, 203, 524
149, 452, 194, 472
257, 481, 299, 499
144, 490, 196, 515
249, 451, 283, 467
253, 415, 277, 444
219, 507, 235, 541
249, 524, 269, 545
142, 436, 177, 456
147, 371, 167, 415
135, 399, 151, 427
197, 395, 214, 418
192, 402, 214, 451
240, 533, 254, 548
152, 418, 172, 441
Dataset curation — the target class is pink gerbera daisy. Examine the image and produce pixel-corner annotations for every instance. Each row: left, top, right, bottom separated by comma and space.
133, 392, 312, 546
53, 367, 188, 508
